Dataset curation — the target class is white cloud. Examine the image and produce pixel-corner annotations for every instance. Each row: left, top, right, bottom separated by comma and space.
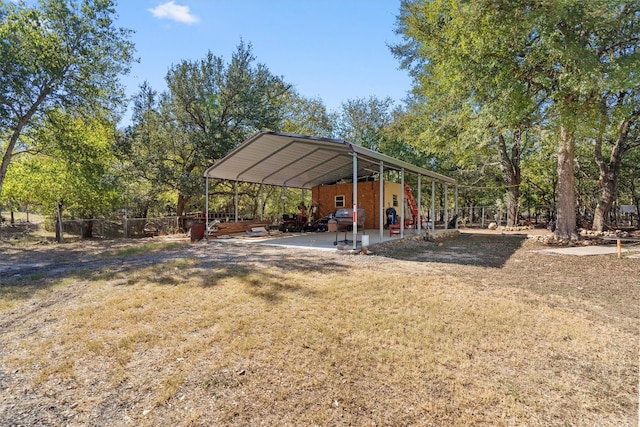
148, 1, 199, 25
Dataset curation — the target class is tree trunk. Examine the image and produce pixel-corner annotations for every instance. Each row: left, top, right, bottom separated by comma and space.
82, 219, 93, 239
555, 126, 578, 240
592, 170, 617, 232
55, 202, 64, 243
176, 193, 188, 217
592, 132, 612, 232
497, 133, 522, 226
506, 186, 520, 227
0, 128, 25, 199
592, 109, 638, 232
632, 179, 640, 228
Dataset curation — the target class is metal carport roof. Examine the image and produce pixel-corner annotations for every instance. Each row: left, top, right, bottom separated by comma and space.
203, 131, 456, 187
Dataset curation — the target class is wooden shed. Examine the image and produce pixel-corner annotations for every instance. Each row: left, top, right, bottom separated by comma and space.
311, 181, 408, 229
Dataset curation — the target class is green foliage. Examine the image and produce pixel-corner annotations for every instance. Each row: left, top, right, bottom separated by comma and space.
280, 93, 334, 137
335, 96, 395, 151
393, 0, 640, 231
392, 1, 546, 225
165, 40, 290, 160
3, 111, 121, 217
118, 42, 292, 216
0, 0, 135, 197
0, 155, 34, 211
619, 148, 640, 206
520, 134, 558, 212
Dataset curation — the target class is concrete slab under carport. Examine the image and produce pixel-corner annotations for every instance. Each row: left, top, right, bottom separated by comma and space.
211, 228, 440, 252
213, 226, 640, 257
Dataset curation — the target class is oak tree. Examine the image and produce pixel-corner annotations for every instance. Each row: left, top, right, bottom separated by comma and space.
119, 42, 291, 216
393, 0, 639, 238
0, 0, 135, 197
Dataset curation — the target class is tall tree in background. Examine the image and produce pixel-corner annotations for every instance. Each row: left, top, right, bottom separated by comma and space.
0, 154, 35, 223
335, 96, 394, 151
4, 110, 121, 238
120, 42, 291, 216
591, 94, 640, 231
280, 93, 334, 137
114, 82, 173, 217
619, 148, 640, 219
508, 1, 638, 238
521, 135, 559, 222
392, 1, 543, 227
393, 0, 639, 238
378, 104, 428, 163
0, 0, 135, 197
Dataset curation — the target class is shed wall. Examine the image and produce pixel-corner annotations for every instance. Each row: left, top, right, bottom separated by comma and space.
311, 181, 408, 229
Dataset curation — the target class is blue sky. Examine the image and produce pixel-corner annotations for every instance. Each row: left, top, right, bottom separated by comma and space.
115, 1, 413, 118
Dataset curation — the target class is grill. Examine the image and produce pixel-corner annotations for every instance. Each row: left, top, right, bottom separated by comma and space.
330, 207, 365, 245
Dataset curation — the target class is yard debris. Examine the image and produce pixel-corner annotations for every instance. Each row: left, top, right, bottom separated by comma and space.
207, 221, 271, 238
245, 227, 269, 237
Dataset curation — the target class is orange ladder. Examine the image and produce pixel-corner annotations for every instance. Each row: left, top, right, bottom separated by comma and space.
403, 183, 419, 226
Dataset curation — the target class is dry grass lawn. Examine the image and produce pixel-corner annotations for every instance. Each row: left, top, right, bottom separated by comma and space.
0, 231, 638, 426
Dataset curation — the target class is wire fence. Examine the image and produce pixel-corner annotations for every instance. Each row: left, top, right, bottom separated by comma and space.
51, 216, 183, 238
54, 211, 252, 238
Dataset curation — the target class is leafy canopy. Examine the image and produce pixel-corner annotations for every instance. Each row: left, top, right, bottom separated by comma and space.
0, 0, 135, 196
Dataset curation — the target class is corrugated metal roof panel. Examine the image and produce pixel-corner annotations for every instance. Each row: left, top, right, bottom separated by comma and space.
203, 131, 456, 188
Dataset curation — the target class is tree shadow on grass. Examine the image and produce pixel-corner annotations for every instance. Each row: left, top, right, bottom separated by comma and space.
0, 241, 349, 306
194, 254, 343, 303
378, 233, 528, 268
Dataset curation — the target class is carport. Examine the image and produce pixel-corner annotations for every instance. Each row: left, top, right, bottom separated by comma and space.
203, 131, 457, 250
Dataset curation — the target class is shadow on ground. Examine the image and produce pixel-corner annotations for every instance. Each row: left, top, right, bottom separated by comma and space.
0, 232, 534, 309
375, 233, 528, 268
0, 240, 349, 304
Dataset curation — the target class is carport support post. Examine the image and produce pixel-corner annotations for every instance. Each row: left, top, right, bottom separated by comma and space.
379, 161, 384, 242
259, 184, 264, 220
352, 152, 358, 250
205, 177, 209, 233
234, 181, 238, 222
417, 175, 422, 232
455, 186, 459, 229
57, 202, 65, 243
444, 183, 449, 229
400, 168, 405, 238
281, 186, 286, 218
431, 181, 436, 232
